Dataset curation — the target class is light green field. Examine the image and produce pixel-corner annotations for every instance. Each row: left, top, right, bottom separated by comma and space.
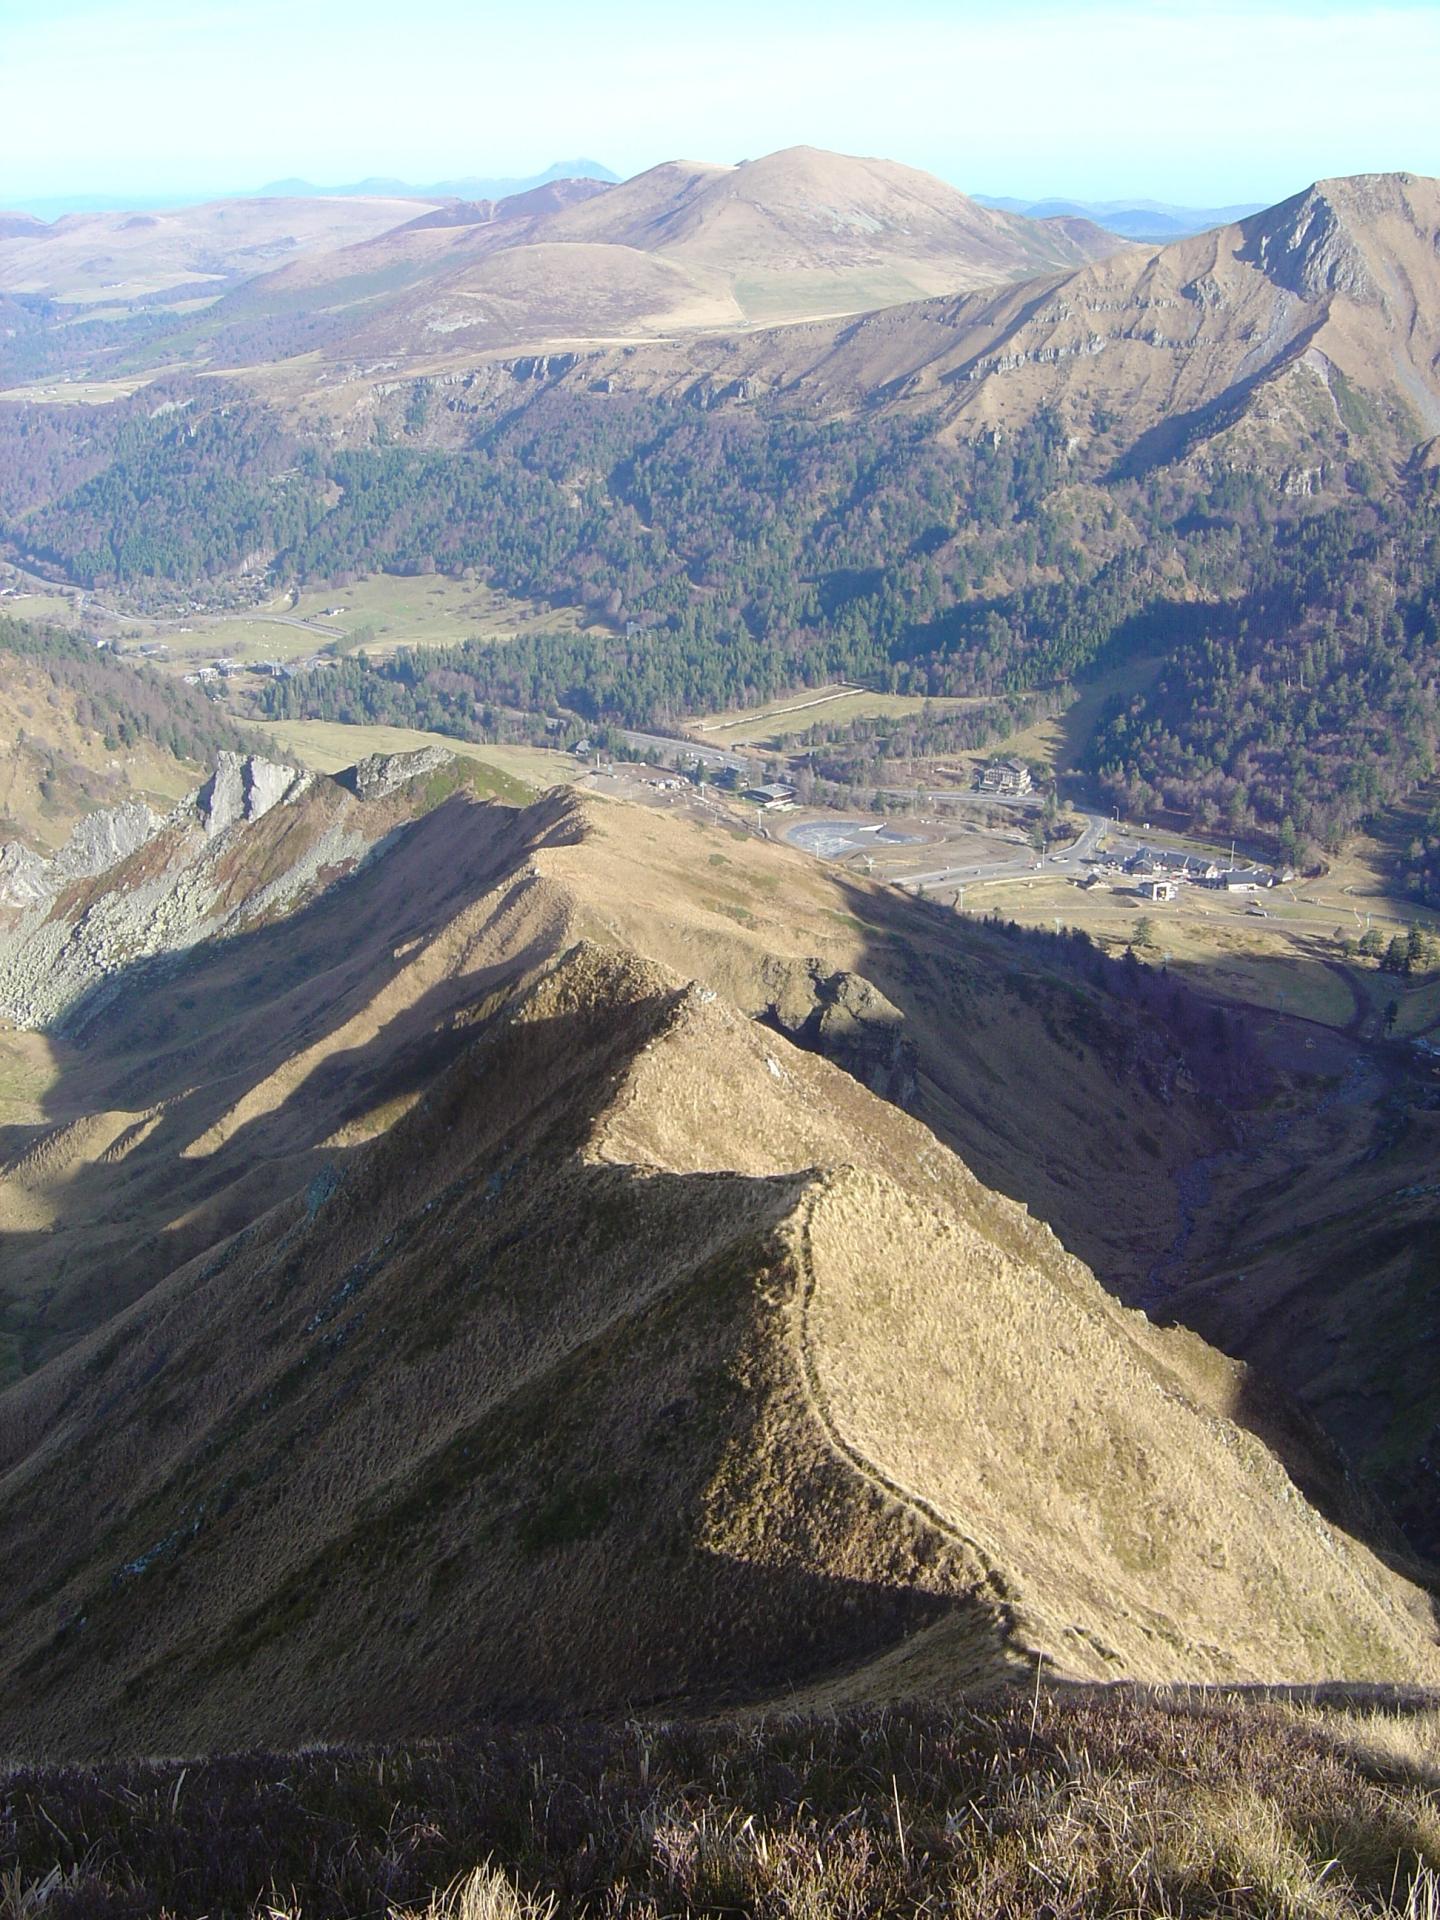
255, 718, 582, 793
732, 269, 951, 325
985, 655, 1169, 786
693, 685, 983, 748
0, 375, 169, 406
0, 370, 192, 408
136, 573, 601, 672
280, 575, 600, 652
0, 590, 81, 624
146, 620, 335, 669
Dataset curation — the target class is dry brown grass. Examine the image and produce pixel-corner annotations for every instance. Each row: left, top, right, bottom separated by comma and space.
1, 783, 1435, 1758
8, 1695, 1440, 1918
1282, 1703, 1440, 1785
0, 929, 1434, 1760
384, 1865, 557, 1920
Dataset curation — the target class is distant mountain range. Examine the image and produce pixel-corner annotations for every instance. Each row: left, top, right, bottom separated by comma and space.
149, 147, 1122, 362
252, 158, 621, 201
5, 158, 1438, 488
0, 147, 1129, 350
3, 162, 619, 223
7, 169, 1257, 238
974, 193, 1268, 240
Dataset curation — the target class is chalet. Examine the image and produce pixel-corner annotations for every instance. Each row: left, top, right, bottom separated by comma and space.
744, 782, 797, 811
975, 758, 1033, 796
1206, 868, 1273, 894
1139, 878, 1177, 902
1156, 849, 1220, 880
1125, 849, 1220, 883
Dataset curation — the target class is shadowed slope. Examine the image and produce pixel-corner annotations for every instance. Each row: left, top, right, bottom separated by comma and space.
0, 940, 1434, 1758
0, 777, 1223, 1367
0, 763, 586, 1360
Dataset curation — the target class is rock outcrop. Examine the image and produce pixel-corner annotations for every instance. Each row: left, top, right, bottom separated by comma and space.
0, 757, 359, 1030
761, 956, 920, 1110
0, 798, 159, 913
197, 752, 311, 836
339, 745, 455, 800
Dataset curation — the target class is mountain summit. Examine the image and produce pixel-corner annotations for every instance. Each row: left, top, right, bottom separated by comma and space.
560, 169, 1440, 475
167, 146, 1122, 364
533, 146, 1118, 308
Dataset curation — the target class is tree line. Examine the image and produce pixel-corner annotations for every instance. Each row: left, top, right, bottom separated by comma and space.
6, 373, 1440, 873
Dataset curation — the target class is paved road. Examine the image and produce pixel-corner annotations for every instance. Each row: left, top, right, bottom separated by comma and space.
897, 811, 1112, 891
616, 728, 752, 771
85, 601, 347, 644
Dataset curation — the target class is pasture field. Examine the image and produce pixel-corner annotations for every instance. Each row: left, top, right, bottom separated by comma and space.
0, 374, 166, 406
934, 861, 1434, 1031
144, 619, 332, 669
279, 574, 600, 652
128, 572, 602, 673
994, 653, 1168, 784
0, 589, 82, 624
693, 684, 983, 747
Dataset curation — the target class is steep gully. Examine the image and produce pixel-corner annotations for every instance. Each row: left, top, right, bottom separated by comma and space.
1139, 1049, 1390, 1313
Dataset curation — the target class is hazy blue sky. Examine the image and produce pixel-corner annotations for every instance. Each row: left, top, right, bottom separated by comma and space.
3, 0, 1436, 208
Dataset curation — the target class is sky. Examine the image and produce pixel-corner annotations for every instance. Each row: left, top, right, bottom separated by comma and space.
2, 0, 1438, 211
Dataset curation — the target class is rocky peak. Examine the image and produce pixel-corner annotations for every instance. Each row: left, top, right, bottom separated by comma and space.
1237, 179, 1388, 305
196, 752, 311, 838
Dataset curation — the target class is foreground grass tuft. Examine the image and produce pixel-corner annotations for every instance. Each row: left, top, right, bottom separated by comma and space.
6, 1691, 1440, 1917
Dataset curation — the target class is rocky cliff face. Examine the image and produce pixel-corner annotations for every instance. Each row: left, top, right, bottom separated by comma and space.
1239, 182, 1383, 303
0, 798, 160, 912
197, 751, 312, 836
0, 752, 417, 1031
761, 956, 920, 1110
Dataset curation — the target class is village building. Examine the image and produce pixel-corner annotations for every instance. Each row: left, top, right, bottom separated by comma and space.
1139, 877, 1177, 902
744, 782, 797, 811
974, 758, 1033, 796
1125, 849, 1220, 882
